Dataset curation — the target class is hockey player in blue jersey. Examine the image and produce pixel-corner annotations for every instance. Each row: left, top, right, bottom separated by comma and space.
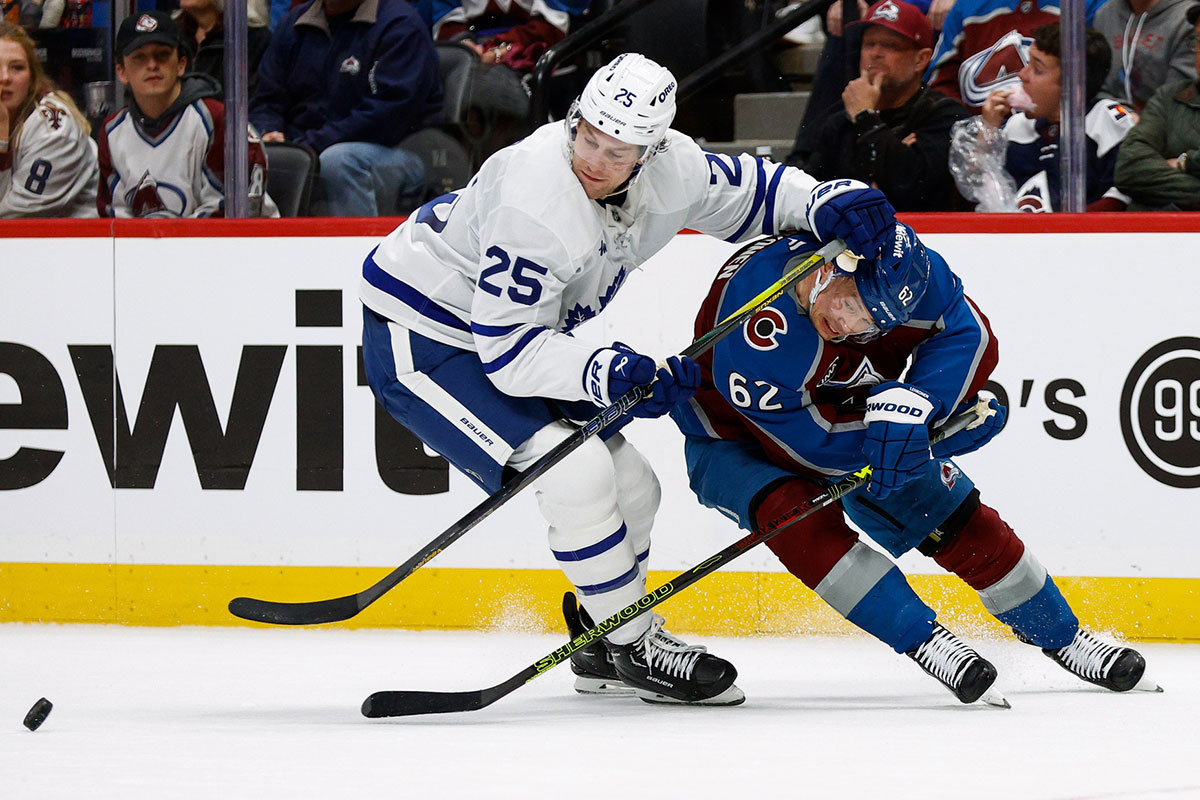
360, 52, 901, 706
670, 224, 1156, 705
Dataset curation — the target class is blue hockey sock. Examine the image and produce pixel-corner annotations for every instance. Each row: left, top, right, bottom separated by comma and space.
846, 566, 937, 654
995, 576, 1079, 649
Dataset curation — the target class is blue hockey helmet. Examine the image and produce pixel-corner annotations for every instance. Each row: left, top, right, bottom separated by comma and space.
853, 222, 931, 331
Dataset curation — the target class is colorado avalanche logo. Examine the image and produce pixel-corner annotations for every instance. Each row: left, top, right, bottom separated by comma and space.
744, 308, 787, 351
958, 30, 1032, 107
871, 0, 901, 21
1015, 172, 1053, 212
818, 357, 885, 390
940, 461, 962, 490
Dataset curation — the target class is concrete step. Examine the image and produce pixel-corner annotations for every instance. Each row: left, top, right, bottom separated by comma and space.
696, 139, 795, 163
773, 41, 824, 79
734, 91, 810, 142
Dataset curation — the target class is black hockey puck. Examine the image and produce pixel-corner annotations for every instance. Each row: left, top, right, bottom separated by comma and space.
23, 698, 53, 731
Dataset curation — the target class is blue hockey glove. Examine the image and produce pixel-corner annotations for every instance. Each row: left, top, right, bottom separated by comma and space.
862, 381, 940, 500
931, 391, 1008, 459
804, 180, 897, 265
585, 345, 699, 419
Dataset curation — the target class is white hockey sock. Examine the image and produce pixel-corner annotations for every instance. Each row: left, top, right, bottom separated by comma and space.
516, 423, 649, 645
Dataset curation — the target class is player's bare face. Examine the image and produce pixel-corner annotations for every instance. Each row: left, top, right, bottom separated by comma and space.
0, 40, 33, 117
571, 119, 642, 200
858, 27, 927, 94
807, 271, 877, 341
117, 44, 186, 108
1018, 45, 1061, 122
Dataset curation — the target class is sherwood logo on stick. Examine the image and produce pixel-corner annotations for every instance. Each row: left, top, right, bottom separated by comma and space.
1120, 337, 1200, 489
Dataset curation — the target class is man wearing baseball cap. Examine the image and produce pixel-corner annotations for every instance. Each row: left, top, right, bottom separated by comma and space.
97, 10, 277, 217
787, 0, 969, 210
1114, 3, 1200, 209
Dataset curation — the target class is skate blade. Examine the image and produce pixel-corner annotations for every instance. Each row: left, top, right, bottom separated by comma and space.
1131, 673, 1163, 693
975, 687, 1011, 709
573, 675, 635, 696
634, 684, 746, 707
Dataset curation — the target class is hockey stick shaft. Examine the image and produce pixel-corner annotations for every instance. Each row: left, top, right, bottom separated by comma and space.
229, 239, 846, 626
362, 407, 984, 717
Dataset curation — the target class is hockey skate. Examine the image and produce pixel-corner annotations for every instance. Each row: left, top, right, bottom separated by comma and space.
1043, 628, 1161, 693
906, 624, 1009, 707
607, 614, 744, 706
562, 593, 632, 696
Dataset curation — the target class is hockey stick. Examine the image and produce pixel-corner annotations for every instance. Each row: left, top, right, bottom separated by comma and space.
228, 238, 849, 626
362, 406, 986, 717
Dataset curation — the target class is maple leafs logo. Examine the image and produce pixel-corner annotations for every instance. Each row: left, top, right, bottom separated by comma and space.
599, 267, 627, 309
564, 303, 595, 331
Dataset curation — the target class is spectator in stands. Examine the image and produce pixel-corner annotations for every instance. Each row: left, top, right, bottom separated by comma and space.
1094, 0, 1196, 114
1113, 3, 1200, 209
787, 0, 969, 211
20, 0, 93, 28
977, 22, 1135, 210
98, 11, 277, 217
249, 0, 443, 216
0, 21, 97, 217
429, 0, 588, 72
795, 0, 944, 162
176, 0, 273, 94
926, 0, 1107, 111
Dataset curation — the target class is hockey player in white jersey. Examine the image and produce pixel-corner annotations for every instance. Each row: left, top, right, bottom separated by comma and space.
0, 22, 98, 218
360, 53, 899, 706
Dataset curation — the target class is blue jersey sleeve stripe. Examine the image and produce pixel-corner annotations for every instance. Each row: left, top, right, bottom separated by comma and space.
724, 158, 768, 243
552, 525, 628, 562
762, 164, 785, 236
470, 321, 523, 337
480, 325, 546, 374
362, 250, 470, 333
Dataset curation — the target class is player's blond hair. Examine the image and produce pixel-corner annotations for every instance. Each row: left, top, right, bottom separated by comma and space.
0, 21, 92, 149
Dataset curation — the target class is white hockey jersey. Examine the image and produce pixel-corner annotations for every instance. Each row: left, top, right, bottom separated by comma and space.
97, 80, 277, 219
0, 92, 98, 219
361, 122, 821, 403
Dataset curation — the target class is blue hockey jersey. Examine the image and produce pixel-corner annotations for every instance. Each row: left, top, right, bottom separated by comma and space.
671, 233, 998, 480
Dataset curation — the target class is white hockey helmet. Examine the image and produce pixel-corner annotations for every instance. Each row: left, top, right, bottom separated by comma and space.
565, 54, 678, 178
575, 53, 677, 147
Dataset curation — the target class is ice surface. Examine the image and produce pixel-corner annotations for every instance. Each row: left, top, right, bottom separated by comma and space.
1, 625, 1194, 799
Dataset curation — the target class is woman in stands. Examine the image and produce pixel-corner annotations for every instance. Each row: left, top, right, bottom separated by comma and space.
0, 21, 98, 218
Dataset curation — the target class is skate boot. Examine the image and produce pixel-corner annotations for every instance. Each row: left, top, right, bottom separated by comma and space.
906, 624, 1009, 707
1043, 628, 1159, 692
562, 593, 632, 696
607, 614, 744, 706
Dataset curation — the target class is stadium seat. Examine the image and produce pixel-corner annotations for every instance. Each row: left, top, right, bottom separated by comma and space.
263, 141, 318, 217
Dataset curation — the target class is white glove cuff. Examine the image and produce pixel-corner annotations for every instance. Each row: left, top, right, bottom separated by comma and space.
865, 385, 935, 425
584, 348, 621, 407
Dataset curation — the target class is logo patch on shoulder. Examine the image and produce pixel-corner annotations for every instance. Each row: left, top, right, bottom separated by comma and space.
744, 308, 788, 351
940, 461, 962, 490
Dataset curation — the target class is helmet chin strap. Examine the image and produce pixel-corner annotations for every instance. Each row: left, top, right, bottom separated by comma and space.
807, 267, 836, 311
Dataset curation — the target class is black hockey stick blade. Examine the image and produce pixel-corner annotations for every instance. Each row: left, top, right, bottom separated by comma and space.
362, 674, 526, 717
229, 239, 847, 627
228, 593, 363, 626
360, 407, 982, 718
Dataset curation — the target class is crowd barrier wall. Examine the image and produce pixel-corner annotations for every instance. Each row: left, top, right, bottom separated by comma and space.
2, 214, 1198, 640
